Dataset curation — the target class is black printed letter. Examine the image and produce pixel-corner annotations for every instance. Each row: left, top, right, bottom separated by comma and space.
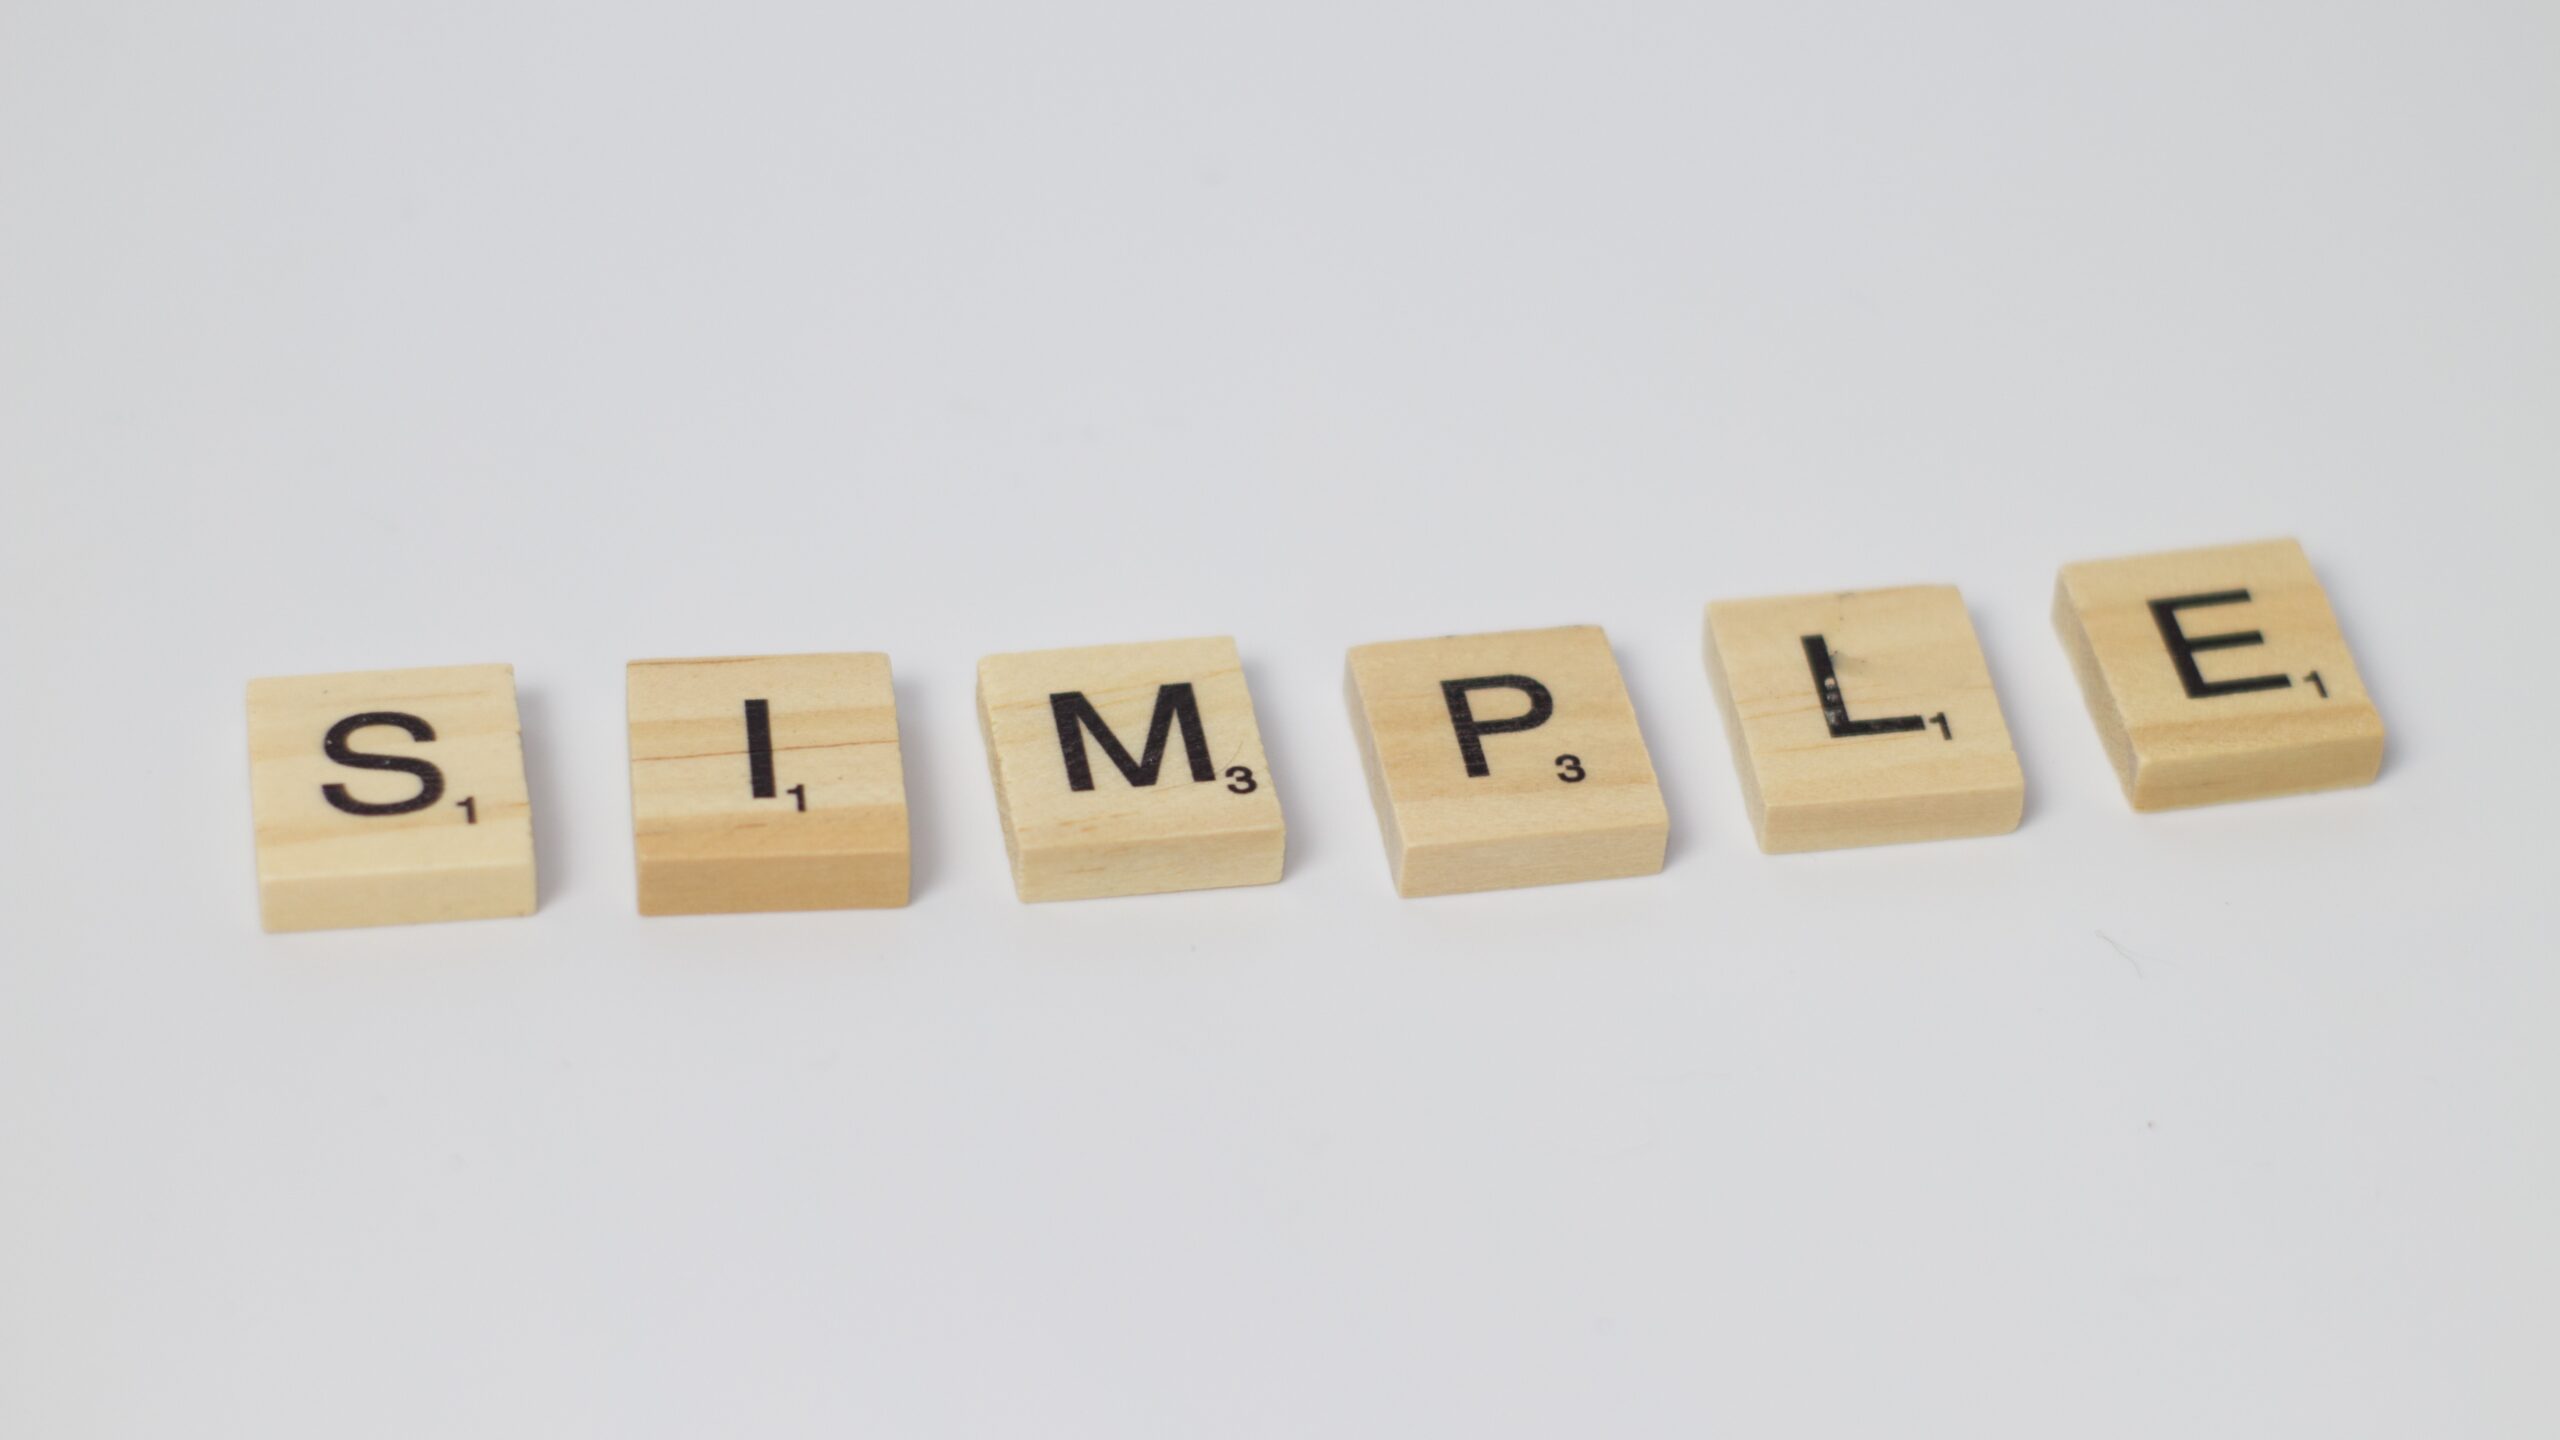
1440, 675, 1554, 778
1800, 634, 1925, 738
1050, 684, 1216, 791
320, 711, 446, 816
2149, 592, 2292, 699
743, 698, 777, 798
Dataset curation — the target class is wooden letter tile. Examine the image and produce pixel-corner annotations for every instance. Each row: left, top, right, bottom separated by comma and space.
2054, 537, 2383, 810
246, 663, 537, 932
1345, 625, 1668, 897
976, 636, 1285, 902
626, 653, 910, 915
1704, 586, 2024, 853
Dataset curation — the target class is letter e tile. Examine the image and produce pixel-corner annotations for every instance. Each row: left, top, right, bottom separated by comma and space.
2054, 538, 2383, 809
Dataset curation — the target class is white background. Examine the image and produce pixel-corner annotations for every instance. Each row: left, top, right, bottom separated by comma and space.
3, 2, 2553, 1435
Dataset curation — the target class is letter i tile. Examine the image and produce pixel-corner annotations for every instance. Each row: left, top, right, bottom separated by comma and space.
626, 653, 911, 914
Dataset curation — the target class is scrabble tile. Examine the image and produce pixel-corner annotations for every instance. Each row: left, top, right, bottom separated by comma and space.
976, 636, 1285, 902
2054, 537, 2384, 810
626, 653, 910, 915
1704, 585, 2024, 853
1345, 625, 1668, 897
246, 664, 537, 932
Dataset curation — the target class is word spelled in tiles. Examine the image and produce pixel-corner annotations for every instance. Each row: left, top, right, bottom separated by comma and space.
2054, 539, 2384, 810
627, 653, 911, 915
1705, 585, 2024, 852
976, 635, 1287, 902
246, 664, 537, 932
1346, 626, 1668, 896
242, 538, 2391, 932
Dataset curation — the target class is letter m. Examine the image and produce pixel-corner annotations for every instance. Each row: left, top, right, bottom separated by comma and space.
1049, 684, 1216, 791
